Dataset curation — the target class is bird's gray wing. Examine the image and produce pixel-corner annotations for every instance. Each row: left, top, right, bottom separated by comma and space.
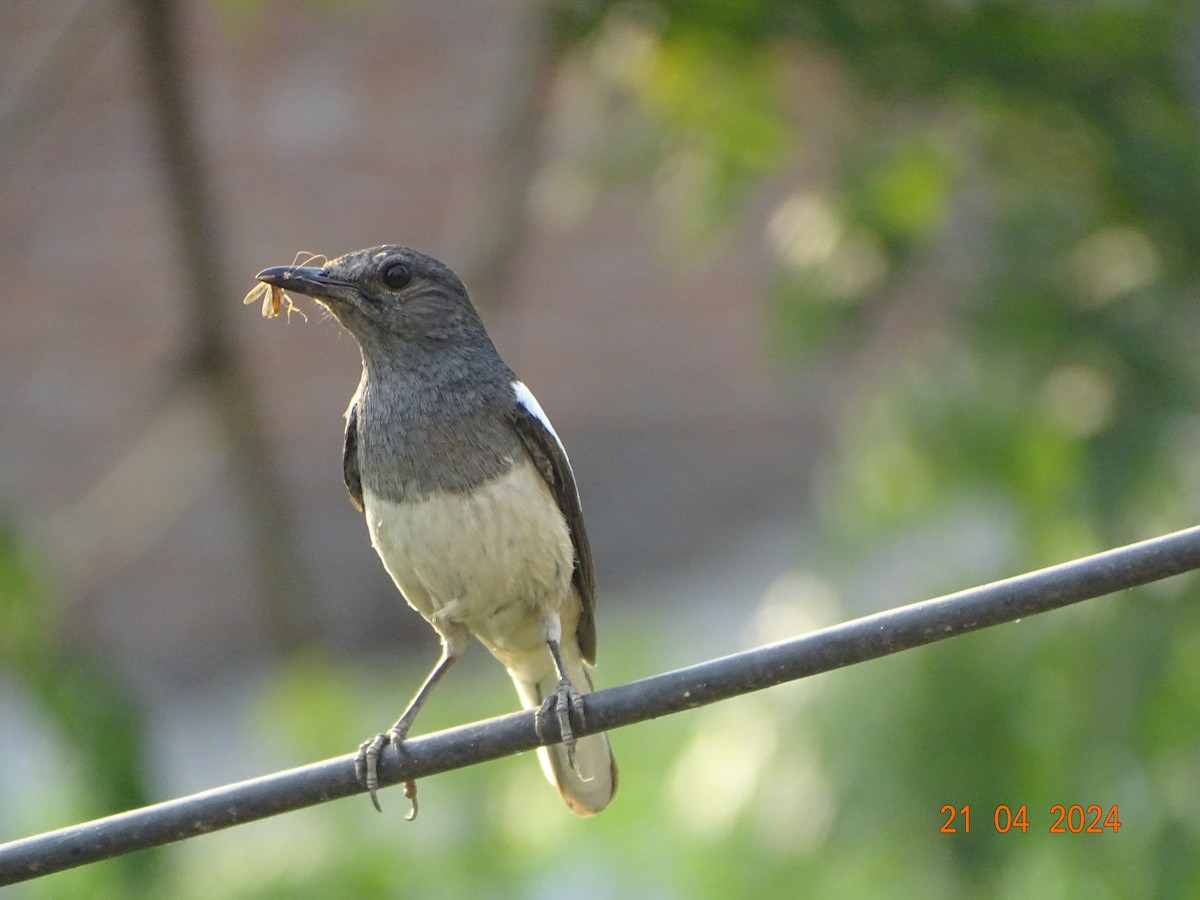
508, 383, 597, 665
343, 398, 364, 512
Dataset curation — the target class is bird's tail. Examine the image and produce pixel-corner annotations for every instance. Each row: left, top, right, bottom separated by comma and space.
509, 644, 617, 816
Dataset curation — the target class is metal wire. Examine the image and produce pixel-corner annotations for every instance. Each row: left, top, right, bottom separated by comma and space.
4, 523, 1200, 885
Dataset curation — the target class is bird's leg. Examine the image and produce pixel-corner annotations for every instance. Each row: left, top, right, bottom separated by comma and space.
534, 637, 587, 772
355, 648, 458, 818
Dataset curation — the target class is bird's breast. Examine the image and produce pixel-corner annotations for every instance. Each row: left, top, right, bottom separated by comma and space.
356, 404, 524, 500
362, 457, 575, 654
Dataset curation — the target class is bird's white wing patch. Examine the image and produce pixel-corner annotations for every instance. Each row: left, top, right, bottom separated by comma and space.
513, 380, 569, 460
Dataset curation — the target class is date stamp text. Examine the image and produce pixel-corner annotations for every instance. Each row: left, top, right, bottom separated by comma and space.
939, 804, 1121, 834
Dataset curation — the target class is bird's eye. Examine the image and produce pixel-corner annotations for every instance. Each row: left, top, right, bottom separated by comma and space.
382, 262, 413, 291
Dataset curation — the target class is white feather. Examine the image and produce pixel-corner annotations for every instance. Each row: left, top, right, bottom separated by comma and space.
512, 380, 568, 460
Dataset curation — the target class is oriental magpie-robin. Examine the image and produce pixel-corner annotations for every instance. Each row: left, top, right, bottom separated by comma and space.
256, 246, 616, 816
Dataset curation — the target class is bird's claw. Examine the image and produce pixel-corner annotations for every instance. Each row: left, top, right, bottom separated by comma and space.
354, 728, 418, 819
535, 678, 586, 772
403, 779, 419, 821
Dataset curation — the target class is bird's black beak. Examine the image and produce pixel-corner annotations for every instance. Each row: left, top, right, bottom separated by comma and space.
256, 265, 350, 301
255, 265, 321, 293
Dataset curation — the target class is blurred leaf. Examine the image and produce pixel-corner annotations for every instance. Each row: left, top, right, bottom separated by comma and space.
0, 525, 157, 893
842, 134, 957, 252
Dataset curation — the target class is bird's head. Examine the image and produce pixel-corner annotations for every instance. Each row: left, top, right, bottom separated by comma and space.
256, 245, 483, 353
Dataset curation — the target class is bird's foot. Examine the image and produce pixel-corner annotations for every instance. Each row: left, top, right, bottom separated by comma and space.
535, 678, 587, 772
355, 728, 419, 820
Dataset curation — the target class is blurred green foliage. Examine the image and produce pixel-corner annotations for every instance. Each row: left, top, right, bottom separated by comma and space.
8, 0, 1200, 896
562, 0, 1200, 895
0, 529, 157, 895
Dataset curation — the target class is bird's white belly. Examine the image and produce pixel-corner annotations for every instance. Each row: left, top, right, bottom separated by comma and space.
362, 458, 574, 656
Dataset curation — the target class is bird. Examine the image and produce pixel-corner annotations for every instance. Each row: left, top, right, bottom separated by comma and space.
255, 245, 617, 817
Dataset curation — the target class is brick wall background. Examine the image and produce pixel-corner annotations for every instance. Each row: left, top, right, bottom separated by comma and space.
0, 0, 821, 683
